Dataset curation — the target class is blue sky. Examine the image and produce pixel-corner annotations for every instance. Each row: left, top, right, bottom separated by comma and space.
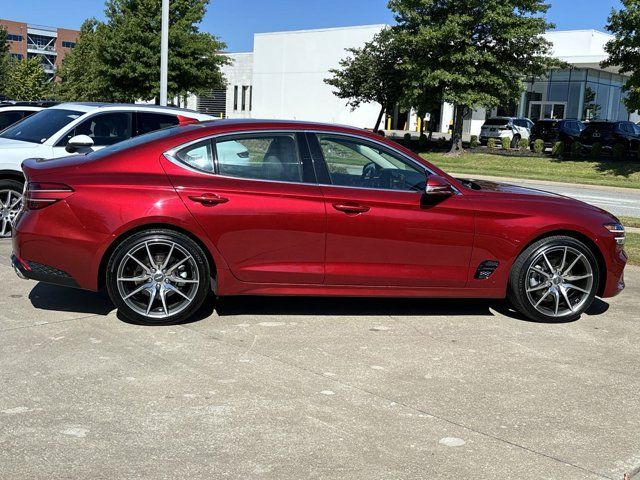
3, 0, 623, 52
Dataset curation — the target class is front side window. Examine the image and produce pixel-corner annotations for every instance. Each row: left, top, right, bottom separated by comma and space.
0, 108, 82, 143
216, 135, 303, 183
318, 135, 426, 192
61, 112, 133, 147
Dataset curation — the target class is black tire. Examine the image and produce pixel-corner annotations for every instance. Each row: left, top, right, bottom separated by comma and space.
0, 178, 24, 238
508, 235, 599, 322
511, 134, 521, 149
106, 229, 212, 325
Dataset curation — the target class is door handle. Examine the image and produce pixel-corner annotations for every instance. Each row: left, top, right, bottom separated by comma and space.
188, 194, 229, 206
332, 203, 370, 214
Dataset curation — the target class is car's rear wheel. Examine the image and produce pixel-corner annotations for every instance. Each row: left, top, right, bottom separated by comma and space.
106, 229, 211, 325
0, 179, 24, 238
508, 236, 599, 322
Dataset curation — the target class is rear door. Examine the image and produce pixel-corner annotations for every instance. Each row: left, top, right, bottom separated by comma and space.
161, 131, 326, 284
309, 132, 474, 288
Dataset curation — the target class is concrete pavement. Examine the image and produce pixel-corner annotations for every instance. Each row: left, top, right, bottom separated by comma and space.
451, 173, 640, 219
1, 238, 639, 479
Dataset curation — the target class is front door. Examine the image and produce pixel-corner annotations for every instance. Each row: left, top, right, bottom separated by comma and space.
162, 132, 326, 285
310, 133, 474, 288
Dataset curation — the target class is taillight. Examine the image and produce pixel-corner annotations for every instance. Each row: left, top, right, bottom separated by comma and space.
24, 182, 74, 210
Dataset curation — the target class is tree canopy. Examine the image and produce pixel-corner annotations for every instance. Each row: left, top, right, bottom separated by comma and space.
4, 57, 50, 101
0, 26, 10, 96
602, 0, 640, 112
58, 0, 228, 103
389, 0, 558, 151
325, 28, 408, 131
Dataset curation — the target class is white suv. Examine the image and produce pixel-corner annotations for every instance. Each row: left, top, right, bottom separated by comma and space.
479, 117, 534, 148
0, 103, 213, 237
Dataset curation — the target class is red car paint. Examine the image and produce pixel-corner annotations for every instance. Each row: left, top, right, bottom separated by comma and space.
11, 120, 626, 301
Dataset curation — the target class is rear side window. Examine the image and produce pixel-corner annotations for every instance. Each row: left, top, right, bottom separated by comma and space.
175, 140, 214, 172
60, 112, 133, 147
215, 134, 303, 183
136, 113, 179, 136
483, 118, 509, 126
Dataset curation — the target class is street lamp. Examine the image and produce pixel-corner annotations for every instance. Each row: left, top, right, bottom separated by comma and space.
159, 0, 169, 106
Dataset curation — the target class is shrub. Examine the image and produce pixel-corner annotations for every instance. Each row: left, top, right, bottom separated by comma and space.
612, 143, 626, 160
437, 136, 446, 148
552, 141, 564, 158
403, 133, 412, 145
533, 139, 545, 154
591, 142, 603, 158
377, 130, 386, 137
487, 138, 496, 149
501, 136, 511, 150
419, 134, 428, 149
470, 135, 479, 148
570, 141, 582, 158
518, 137, 529, 149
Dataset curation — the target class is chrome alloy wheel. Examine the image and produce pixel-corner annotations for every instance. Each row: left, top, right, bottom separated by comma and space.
525, 246, 594, 318
0, 189, 22, 238
116, 240, 200, 320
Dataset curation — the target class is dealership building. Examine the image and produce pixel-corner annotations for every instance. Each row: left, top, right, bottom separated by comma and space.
193, 25, 638, 136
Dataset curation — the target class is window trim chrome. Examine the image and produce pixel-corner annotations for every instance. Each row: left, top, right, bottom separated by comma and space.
163, 129, 462, 195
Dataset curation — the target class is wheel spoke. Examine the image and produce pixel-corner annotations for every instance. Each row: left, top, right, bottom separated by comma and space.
161, 243, 175, 270
127, 253, 150, 273
563, 253, 584, 276
166, 256, 189, 275
531, 266, 551, 278
553, 289, 560, 316
145, 242, 155, 268
565, 283, 590, 294
169, 275, 198, 284
559, 286, 574, 312
0, 218, 8, 237
123, 282, 151, 300
159, 287, 169, 316
535, 288, 553, 307
146, 287, 158, 315
564, 273, 592, 282
527, 282, 549, 293
165, 283, 191, 301
542, 252, 555, 273
118, 274, 150, 282
560, 247, 568, 272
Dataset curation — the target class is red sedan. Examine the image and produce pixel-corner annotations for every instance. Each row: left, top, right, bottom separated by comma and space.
10, 120, 627, 325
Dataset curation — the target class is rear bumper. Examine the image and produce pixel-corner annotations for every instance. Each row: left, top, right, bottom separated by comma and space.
11, 253, 80, 288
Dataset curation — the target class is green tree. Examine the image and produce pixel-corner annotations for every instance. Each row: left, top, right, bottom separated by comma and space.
57, 19, 112, 101
0, 26, 10, 95
602, 0, 640, 112
325, 28, 407, 131
4, 57, 50, 101
98, 0, 227, 102
389, 0, 558, 152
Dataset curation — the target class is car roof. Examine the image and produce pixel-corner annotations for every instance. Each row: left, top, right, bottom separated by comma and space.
0, 105, 44, 111
50, 102, 213, 118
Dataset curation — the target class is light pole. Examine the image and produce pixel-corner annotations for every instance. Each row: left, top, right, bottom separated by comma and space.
159, 0, 169, 106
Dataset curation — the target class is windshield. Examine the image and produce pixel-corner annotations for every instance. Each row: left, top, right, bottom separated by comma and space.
0, 108, 83, 143
483, 118, 509, 126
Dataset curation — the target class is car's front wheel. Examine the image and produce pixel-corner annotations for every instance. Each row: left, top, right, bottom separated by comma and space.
508, 236, 599, 322
0, 179, 24, 238
106, 229, 211, 325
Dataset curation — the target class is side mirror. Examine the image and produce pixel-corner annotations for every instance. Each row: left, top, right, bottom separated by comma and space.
425, 175, 455, 197
65, 134, 94, 154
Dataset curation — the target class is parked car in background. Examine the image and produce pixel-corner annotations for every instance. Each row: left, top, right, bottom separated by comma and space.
0, 104, 46, 131
11, 119, 626, 326
479, 117, 534, 148
0, 103, 214, 237
529, 119, 585, 150
579, 121, 640, 154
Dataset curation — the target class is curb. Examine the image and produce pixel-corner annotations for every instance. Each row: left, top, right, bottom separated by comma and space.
449, 173, 640, 194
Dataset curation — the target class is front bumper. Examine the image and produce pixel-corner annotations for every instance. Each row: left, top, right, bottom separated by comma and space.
11, 253, 80, 288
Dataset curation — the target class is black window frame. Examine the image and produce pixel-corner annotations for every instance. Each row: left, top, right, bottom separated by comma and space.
308, 132, 430, 193
133, 111, 179, 137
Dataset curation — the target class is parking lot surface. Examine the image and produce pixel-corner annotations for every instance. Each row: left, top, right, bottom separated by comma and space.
1, 238, 639, 480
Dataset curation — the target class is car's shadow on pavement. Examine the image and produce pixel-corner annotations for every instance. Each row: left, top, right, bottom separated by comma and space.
28, 282, 115, 316
27, 282, 610, 325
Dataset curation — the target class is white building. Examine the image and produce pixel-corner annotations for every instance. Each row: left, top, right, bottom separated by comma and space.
194, 26, 635, 136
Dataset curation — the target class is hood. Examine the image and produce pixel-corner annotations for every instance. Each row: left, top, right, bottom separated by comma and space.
0, 136, 40, 150
460, 178, 614, 216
